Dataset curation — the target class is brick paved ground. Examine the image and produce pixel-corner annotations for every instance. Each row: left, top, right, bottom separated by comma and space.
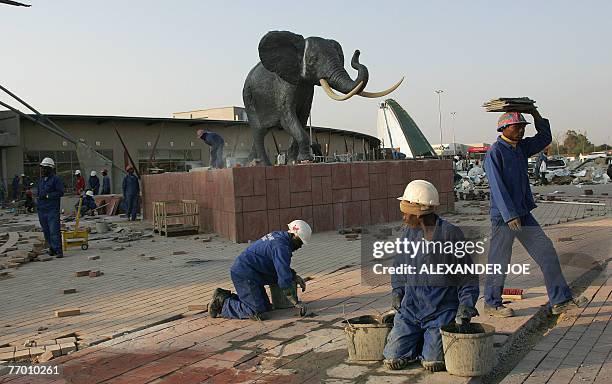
501, 262, 612, 384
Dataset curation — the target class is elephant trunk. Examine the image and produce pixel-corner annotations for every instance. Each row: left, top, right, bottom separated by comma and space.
327, 50, 369, 96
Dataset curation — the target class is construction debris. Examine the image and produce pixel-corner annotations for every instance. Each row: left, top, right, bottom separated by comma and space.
54, 308, 81, 317
61, 288, 77, 294
88, 255, 100, 260
75, 270, 91, 277
88, 270, 103, 277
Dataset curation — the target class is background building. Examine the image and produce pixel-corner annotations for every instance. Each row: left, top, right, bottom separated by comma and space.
172, 106, 248, 121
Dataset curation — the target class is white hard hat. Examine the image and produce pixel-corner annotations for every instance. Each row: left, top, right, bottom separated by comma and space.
287, 219, 312, 245
90, 171, 97, 176
75, 170, 81, 175
85, 190, 94, 197
40, 157, 55, 168
397, 180, 440, 206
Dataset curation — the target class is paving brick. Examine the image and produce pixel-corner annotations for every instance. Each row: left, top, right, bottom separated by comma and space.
242, 195, 267, 212
291, 191, 312, 207
54, 308, 81, 317
61, 288, 77, 294
332, 188, 351, 203
289, 165, 312, 192
265, 179, 279, 210
331, 164, 351, 189
350, 163, 369, 188
59, 342, 77, 354
351, 187, 369, 201
13, 349, 30, 360
265, 165, 289, 180
88, 255, 100, 261
313, 204, 334, 232
75, 270, 91, 277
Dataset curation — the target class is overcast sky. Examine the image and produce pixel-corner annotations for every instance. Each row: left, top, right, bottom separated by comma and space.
1, 0, 610, 145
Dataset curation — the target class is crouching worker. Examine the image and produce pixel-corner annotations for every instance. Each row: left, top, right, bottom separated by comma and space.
384, 180, 479, 372
209, 220, 311, 320
77, 190, 97, 216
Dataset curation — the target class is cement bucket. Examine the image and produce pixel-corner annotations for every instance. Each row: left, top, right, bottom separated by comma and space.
268, 283, 298, 309
343, 315, 392, 361
441, 323, 495, 376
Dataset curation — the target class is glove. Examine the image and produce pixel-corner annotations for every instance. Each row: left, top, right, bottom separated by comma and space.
507, 217, 521, 231
392, 293, 403, 310
282, 285, 298, 304
455, 304, 479, 325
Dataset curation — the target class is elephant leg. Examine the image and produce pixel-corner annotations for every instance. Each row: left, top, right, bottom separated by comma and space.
281, 114, 313, 162
253, 127, 272, 166
287, 138, 299, 164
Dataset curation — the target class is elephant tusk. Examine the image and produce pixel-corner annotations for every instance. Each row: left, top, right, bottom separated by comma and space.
319, 79, 364, 101
358, 77, 404, 98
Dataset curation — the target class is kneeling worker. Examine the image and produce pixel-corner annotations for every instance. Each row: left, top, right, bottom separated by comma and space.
384, 180, 479, 372
77, 190, 97, 216
209, 220, 311, 320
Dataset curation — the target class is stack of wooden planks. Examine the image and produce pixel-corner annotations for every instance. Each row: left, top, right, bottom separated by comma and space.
483, 97, 536, 112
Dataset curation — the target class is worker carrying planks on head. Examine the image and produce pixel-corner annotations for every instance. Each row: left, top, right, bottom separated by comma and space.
384, 180, 479, 373
483, 108, 587, 318
209, 220, 311, 320
196, 129, 225, 169
37, 157, 65, 258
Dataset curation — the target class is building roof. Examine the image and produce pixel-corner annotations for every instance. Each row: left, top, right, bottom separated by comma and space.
22, 113, 379, 143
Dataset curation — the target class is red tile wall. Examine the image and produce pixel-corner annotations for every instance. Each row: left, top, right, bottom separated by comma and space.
142, 160, 454, 243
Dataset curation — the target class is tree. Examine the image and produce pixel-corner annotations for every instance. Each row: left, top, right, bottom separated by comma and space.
562, 130, 593, 156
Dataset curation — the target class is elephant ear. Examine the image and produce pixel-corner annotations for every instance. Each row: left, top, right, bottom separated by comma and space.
328, 39, 344, 64
259, 31, 305, 85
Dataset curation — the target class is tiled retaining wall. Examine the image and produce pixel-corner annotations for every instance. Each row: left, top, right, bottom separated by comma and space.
142, 160, 454, 243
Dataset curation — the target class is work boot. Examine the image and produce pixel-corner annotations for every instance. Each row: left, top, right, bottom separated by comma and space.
208, 288, 232, 318
384, 356, 417, 370
552, 296, 588, 315
421, 360, 446, 372
483, 303, 514, 318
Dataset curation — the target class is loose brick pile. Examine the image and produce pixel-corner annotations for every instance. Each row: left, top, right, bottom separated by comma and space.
0, 232, 46, 272
142, 160, 454, 243
0, 336, 78, 363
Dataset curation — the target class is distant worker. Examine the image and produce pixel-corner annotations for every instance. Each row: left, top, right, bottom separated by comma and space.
89, 170, 100, 195
0, 181, 5, 207
101, 169, 111, 194
24, 183, 35, 213
196, 129, 225, 169
209, 220, 311, 321
534, 152, 546, 181
539, 156, 548, 185
37, 157, 64, 258
122, 165, 140, 221
384, 180, 479, 372
484, 110, 586, 318
77, 190, 97, 216
20, 174, 29, 198
75, 170, 86, 195
11, 174, 20, 200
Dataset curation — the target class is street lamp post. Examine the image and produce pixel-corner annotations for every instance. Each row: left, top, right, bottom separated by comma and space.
434, 90, 444, 155
450, 111, 457, 156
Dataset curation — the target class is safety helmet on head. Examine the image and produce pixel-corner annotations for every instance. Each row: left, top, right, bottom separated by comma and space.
497, 112, 530, 132
90, 171, 97, 177
397, 180, 440, 206
75, 170, 81, 175
40, 157, 55, 168
85, 190, 94, 197
287, 219, 312, 245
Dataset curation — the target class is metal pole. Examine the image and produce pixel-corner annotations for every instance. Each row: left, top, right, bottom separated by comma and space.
435, 90, 444, 153
450, 112, 457, 156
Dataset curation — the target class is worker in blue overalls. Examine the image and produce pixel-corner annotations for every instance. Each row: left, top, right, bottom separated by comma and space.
122, 165, 140, 221
196, 129, 225, 169
483, 109, 587, 317
209, 220, 311, 320
77, 190, 97, 216
37, 157, 64, 258
384, 180, 479, 372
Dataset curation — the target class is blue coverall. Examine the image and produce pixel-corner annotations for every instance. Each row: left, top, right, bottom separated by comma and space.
11, 175, 19, 200
384, 216, 479, 363
200, 132, 225, 169
221, 231, 295, 319
89, 175, 100, 195
79, 195, 97, 216
102, 175, 111, 194
37, 174, 64, 255
122, 173, 140, 221
484, 118, 572, 308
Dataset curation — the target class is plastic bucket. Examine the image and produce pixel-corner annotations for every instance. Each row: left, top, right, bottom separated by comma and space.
344, 315, 392, 361
268, 283, 298, 309
441, 323, 495, 377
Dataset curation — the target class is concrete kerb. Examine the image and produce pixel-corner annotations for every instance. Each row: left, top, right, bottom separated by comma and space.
480, 257, 610, 383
